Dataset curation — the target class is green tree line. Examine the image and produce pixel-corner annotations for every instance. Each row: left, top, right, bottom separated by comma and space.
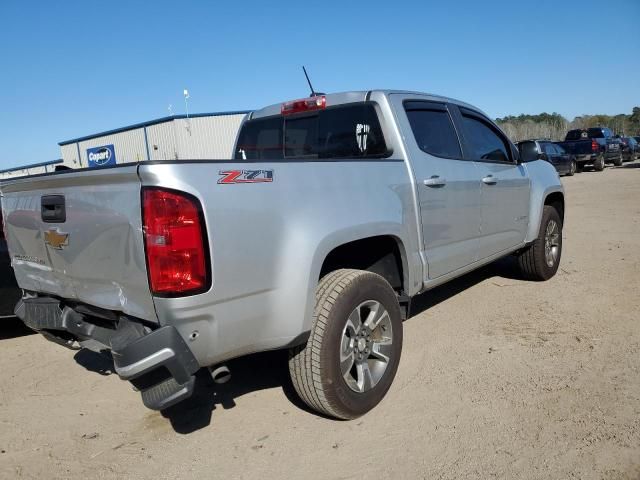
496, 107, 640, 142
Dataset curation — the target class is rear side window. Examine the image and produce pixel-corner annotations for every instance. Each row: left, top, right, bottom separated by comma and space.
541, 142, 555, 155
235, 103, 388, 160
404, 103, 462, 158
587, 128, 605, 139
460, 113, 511, 163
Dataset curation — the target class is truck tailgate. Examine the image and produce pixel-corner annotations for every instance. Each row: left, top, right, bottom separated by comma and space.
557, 140, 588, 155
0, 166, 157, 322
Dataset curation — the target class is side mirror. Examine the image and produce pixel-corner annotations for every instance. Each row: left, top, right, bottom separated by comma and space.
537, 153, 549, 161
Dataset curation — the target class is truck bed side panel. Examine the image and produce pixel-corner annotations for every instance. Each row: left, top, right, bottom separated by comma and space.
138, 160, 419, 366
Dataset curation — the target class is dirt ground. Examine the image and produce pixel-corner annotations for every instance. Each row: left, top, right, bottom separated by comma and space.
1, 163, 639, 480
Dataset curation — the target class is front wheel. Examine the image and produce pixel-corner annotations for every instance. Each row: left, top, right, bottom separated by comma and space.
289, 269, 403, 420
516, 205, 563, 281
566, 160, 576, 176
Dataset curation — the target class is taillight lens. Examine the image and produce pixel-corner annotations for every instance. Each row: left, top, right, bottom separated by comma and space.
591, 139, 598, 152
142, 188, 209, 296
281, 95, 326, 115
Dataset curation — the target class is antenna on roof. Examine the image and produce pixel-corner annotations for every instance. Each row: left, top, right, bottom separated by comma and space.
302, 66, 325, 97
183, 89, 192, 136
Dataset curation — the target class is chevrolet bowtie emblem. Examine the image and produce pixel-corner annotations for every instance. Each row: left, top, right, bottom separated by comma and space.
44, 228, 69, 250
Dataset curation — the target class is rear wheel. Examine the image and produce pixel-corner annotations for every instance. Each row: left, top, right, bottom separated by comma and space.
613, 152, 623, 167
289, 269, 403, 420
566, 160, 576, 176
516, 205, 562, 281
594, 154, 605, 171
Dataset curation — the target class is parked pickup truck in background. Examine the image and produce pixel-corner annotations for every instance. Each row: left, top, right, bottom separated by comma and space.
556, 127, 623, 171
0, 90, 565, 420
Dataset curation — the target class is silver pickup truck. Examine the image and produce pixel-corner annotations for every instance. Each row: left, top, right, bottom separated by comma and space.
0, 90, 564, 420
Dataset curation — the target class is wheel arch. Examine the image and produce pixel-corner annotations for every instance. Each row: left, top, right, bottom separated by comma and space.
525, 187, 565, 243
299, 227, 413, 334
544, 191, 565, 223
319, 234, 409, 293
523, 160, 565, 243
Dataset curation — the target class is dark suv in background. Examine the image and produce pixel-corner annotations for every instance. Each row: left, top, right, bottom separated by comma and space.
618, 136, 639, 161
517, 139, 576, 176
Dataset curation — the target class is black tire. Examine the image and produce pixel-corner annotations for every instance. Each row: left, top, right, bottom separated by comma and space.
289, 269, 403, 420
576, 162, 584, 173
594, 154, 605, 171
613, 152, 623, 167
516, 205, 562, 281
566, 160, 576, 176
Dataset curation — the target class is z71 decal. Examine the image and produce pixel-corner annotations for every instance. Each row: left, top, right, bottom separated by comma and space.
218, 169, 274, 184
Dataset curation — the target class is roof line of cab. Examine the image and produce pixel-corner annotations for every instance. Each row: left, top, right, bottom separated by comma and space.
249, 90, 486, 120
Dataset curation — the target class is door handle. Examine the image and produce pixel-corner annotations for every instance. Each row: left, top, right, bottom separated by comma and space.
41, 195, 66, 223
482, 175, 497, 185
424, 176, 447, 187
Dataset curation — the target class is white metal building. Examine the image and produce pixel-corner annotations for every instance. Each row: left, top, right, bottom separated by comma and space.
58, 111, 249, 169
0, 159, 64, 180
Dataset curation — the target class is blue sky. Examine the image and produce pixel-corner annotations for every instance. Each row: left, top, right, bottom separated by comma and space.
0, 0, 638, 170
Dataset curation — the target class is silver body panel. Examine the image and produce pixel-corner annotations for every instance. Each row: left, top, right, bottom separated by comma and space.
1, 167, 156, 321
0, 90, 563, 368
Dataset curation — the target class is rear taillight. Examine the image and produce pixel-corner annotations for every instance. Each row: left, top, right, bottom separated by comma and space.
142, 188, 209, 296
281, 95, 326, 115
591, 139, 598, 153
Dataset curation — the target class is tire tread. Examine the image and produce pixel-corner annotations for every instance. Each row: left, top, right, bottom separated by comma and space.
516, 205, 562, 281
289, 269, 379, 419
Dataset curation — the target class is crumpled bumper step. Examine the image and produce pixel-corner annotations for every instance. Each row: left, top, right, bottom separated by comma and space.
15, 297, 201, 411
141, 376, 196, 411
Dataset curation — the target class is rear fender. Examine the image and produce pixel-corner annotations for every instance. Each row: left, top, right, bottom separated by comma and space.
300, 224, 414, 333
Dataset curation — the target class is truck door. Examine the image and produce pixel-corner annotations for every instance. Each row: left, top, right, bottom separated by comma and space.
453, 106, 530, 259
394, 97, 482, 279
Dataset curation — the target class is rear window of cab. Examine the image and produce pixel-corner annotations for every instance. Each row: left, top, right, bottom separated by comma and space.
235, 102, 389, 160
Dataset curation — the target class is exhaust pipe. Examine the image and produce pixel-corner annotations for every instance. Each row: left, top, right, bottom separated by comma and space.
209, 365, 231, 384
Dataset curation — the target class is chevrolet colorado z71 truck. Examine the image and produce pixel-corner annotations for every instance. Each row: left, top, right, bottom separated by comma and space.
0, 91, 565, 420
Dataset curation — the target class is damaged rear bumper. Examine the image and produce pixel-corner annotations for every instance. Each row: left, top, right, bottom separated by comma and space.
15, 296, 199, 411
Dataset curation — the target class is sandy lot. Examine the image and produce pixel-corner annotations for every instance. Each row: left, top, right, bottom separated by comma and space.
1, 163, 639, 479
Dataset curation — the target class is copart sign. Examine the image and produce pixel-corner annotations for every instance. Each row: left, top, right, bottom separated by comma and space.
87, 144, 117, 168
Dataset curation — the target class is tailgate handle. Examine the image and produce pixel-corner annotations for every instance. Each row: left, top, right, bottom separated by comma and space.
41, 195, 66, 223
